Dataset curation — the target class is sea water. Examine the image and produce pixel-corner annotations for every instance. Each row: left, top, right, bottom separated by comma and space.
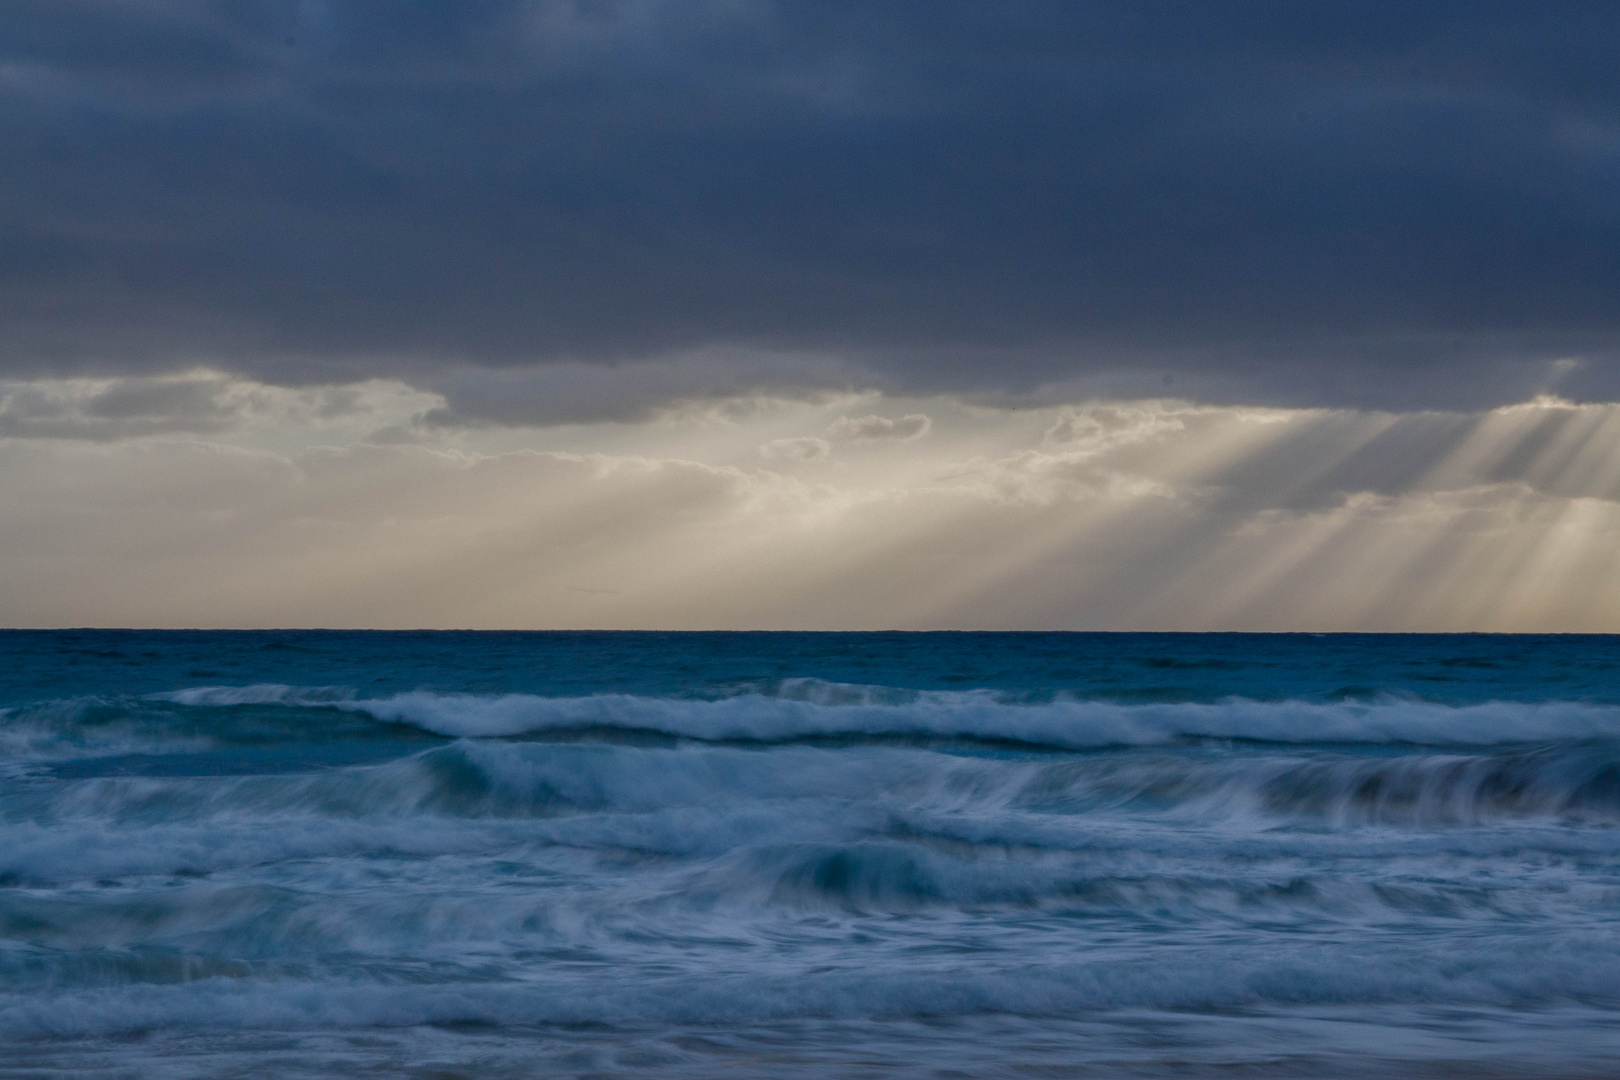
2, 630, 1620, 1078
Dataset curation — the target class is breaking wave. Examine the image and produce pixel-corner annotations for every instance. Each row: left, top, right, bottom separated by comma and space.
157, 681, 1620, 748
8, 664, 1620, 1071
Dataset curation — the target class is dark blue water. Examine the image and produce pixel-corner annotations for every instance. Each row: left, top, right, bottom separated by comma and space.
3, 631, 1620, 1078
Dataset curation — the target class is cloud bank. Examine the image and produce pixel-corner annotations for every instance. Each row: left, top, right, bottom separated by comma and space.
2, 1, 1619, 414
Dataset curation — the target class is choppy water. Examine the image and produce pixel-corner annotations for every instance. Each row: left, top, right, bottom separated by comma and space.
3, 631, 1620, 1077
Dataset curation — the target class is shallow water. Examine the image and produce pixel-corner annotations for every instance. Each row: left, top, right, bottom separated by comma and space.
3, 630, 1620, 1077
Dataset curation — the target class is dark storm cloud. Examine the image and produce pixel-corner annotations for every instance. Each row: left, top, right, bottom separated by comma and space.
3, 0, 1620, 415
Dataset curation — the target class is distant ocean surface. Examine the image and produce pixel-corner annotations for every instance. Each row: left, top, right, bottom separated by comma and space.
4, 631, 1620, 1078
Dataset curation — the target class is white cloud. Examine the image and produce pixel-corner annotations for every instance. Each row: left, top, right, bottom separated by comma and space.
827, 413, 931, 441
760, 436, 831, 461
1041, 402, 1189, 451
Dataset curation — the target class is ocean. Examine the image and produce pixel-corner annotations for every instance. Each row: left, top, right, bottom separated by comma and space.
2, 630, 1619, 1077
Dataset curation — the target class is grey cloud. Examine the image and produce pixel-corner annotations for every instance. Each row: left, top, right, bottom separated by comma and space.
760, 436, 831, 461
0, 372, 419, 440
2, 2, 1620, 414
827, 413, 931, 442
0, 374, 269, 440
418, 353, 878, 427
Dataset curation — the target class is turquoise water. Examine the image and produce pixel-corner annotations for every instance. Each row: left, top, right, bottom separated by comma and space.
3, 631, 1620, 1077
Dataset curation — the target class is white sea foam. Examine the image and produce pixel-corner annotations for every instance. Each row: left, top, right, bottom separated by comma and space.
6, 737, 1618, 900
0, 694, 216, 765
11, 1009, 1620, 1080
159, 682, 1620, 747
161, 684, 354, 707
2, 930, 1619, 1038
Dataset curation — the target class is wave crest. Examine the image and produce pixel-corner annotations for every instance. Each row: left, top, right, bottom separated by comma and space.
159, 683, 1620, 749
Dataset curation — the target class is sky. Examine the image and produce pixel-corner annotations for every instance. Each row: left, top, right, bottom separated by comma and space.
3, 1, 1620, 629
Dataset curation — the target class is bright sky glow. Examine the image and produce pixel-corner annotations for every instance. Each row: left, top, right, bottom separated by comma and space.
4, 373, 1618, 630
